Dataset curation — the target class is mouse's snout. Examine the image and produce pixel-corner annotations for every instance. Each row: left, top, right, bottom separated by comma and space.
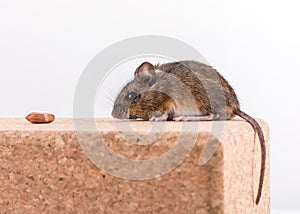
112, 104, 128, 119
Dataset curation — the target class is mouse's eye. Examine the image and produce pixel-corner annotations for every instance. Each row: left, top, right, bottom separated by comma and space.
126, 91, 138, 101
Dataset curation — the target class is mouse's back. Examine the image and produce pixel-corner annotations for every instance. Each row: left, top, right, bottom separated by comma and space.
154, 60, 240, 119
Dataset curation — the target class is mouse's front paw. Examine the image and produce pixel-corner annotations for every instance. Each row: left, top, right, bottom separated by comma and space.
173, 116, 184, 121
149, 114, 168, 121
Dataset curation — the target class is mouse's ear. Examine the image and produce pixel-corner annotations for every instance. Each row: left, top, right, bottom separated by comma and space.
134, 62, 156, 86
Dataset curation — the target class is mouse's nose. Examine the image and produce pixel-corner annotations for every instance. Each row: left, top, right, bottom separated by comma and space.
112, 104, 127, 119
111, 108, 119, 118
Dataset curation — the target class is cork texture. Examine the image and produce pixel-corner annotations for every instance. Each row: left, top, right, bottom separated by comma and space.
0, 118, 270, 213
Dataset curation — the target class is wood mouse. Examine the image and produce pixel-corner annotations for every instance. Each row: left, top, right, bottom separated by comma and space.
112, 60, 266, 205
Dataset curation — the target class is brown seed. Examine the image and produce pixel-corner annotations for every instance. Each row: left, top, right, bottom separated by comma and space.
25, 112, 55, 124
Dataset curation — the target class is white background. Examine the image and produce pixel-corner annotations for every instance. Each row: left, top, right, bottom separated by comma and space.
1, 0, 300, 210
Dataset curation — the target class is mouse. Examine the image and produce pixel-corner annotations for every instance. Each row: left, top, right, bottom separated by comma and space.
112, 60, 266, 205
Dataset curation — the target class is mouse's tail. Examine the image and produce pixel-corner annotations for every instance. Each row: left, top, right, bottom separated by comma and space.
234, 110, 266, 205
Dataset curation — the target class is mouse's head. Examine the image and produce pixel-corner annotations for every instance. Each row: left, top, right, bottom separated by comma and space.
112, 62, 160, 120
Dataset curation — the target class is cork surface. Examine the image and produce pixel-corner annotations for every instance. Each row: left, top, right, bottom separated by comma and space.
0, 118, 270, 213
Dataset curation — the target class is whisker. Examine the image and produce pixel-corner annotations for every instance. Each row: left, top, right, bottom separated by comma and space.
102, 90, 115, 104
106, 96, 114, 104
